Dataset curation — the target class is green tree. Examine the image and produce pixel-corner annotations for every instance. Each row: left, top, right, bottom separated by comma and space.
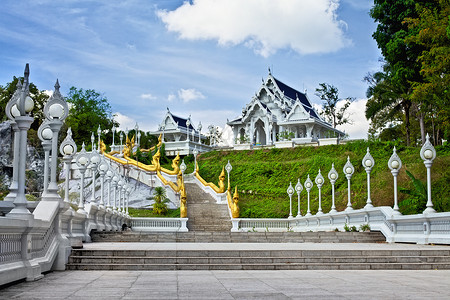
314, 83, 353, 128
151, 186, 170, 215
0, 77, 50, 130
405, 0, 450, 143
368, 0, 435, 145
64, 87, 118, 147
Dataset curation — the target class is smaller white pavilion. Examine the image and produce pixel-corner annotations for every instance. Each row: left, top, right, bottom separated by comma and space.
150, 108, 211, 156
227, 70, 345, 149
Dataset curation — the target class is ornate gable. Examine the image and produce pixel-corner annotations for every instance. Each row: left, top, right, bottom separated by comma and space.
285, 101, 310, 121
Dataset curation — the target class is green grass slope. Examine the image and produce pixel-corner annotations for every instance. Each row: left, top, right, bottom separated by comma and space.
196, 141, 450, 218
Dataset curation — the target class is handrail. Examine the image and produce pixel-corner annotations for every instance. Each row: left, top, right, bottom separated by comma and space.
194, 162, 226, 193
140, 134, 162, 153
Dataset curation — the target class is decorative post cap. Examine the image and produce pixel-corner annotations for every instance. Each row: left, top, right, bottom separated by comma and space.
362, 147, 375, 171
328, 163, 338, 183
388, 146, 402, 172
315, 169, 324, 188
295, 178, 303, 193
287, 182, 294, 196
304, 175, 313, 192
420, 133, 436, 162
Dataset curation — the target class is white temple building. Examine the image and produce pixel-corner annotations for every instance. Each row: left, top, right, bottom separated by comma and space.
150, 108, 211, 156
227, 70, 345, 149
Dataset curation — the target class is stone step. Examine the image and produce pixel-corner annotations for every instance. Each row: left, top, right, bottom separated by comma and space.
91, 231, 386, 243
66, 249, 450, 270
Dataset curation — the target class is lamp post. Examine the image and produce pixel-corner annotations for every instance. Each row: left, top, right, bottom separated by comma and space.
117, 178, 124, 214
388, 147, 402, 215
135, 123, 139, 146
120, 132, 124, 155
180, 159, 187, 180
91, 132, 95, 151
161, 124, 165, 142
198, 122, 202, 144
98, 158, 109, 208
126, 186, 132, 216
137, 131, 141, 147
225, 160, 232, 191
105, 170, 113, 209
193, 147, 199, 172
97, 125, 101, 153
295, 179, 303, 217
186, 118, 191, 142
43, 79, 69, 201
3, 80, 22, 203
37, 121, 53, 198
59, 128, 77, 203
89, 147, 101, 204
112, 125, 116, 148
421, 134, 437, 214
76, 143, 90, 214
328, 163, 338, 213
315, 169, 324, 215
343, 156, 355, 211
5, 64, 35, 218
304, 175, 313, 216
362, 148, 375, 209
111, 175, 119, 211
287, 182, 294, 219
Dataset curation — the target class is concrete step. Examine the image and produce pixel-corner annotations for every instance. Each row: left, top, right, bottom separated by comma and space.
67, 248, 450, 270
91, 231, 386, 243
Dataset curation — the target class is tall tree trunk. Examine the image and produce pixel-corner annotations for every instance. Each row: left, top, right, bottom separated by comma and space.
404, 101, 411, 146
419, 111, 426, 145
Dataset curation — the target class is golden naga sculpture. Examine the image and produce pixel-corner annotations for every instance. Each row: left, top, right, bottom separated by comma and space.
180, 184, 187, 218
161, 153, 180, 175
141, 133, 163, 153
99, 140, 107, 154
122, 135, 135, 158
195, 162, 226, 193
231, 186, 240, 218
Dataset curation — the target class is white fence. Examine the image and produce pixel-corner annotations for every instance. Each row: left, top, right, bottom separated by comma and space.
131, 217, 188, 232
0, 200, 128, 286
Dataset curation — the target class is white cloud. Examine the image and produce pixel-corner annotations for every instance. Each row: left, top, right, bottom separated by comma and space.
157, 0, 350, 57
140, 93, 157, 100
337, 98, 369, 140
177, 88, 205, 103
167, 94, 176, 102
114, 112, 136, 132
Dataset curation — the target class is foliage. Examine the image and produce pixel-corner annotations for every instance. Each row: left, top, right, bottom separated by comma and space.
150, 186, 170, 215
399, 170, 427, 214
315, 83, 353, 128
277, 131, 295, 141
64, 87, 118, 148
197, 141, 450, 218
0, 77, 50, 130
359, 224, 371, 232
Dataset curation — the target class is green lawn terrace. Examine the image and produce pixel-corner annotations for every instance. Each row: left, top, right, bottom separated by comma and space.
195, 140, 450, 218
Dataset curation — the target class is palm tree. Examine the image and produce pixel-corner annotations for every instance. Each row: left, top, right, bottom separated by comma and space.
151, 186, 170, 215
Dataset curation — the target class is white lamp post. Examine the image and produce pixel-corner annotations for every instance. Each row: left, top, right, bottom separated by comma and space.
287, 182, 294, 219
112, 125, 116, 148
98, 158, 109, 208
180, 159, 187, 180
43, 79, 69, 201
362, 147, 375, 209
343, 156, 355, 211
421, 134, 437, 214
97, 125, 101, 153
137, 131, 141, 147
37, 121, 53, 198
225, 160, 232, 191
304, 175, 313, 216
193, 147, 199, 172
315, 169, 324, 215
90, 147, 101, 204
198, 122, 202, 144
120, 132, 124, 155
76, 143, 90, 214
91, 132, 95, 151
105, 170, 113, 209
5, 64, 34, 218
59, 128, 77, 203
111, 175, 119, 211
161, 124, 165, 142
388, 147, 402, 215
126, 186, 132, 216
328, 163, 338, 213
295, 179, 303, 217
186, 118, 191, 143
117, 178, 124, 213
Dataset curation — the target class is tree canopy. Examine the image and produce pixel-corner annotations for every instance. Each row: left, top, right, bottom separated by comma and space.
64, 86, 118, 147
315, 83, 353, 128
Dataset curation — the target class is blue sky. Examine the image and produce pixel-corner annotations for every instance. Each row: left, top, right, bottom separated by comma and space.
0, 0, 381, 140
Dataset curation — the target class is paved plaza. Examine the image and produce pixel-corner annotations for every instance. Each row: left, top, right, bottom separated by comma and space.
2, 269, 450, 299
